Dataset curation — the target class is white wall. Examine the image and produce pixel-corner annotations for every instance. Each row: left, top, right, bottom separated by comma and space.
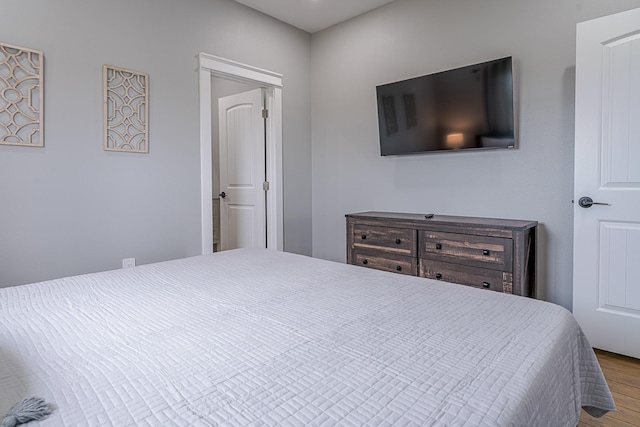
310, 0, 640, 309
0, 0, 312, 287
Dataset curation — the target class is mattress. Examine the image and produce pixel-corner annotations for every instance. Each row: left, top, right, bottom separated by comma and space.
0, 248, 614, 426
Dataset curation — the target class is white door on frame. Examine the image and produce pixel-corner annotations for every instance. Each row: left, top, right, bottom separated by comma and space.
573, 7, 640, 359
218, 88, 266, 251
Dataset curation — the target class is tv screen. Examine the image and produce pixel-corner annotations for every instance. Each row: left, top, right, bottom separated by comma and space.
376, 57, 515, 156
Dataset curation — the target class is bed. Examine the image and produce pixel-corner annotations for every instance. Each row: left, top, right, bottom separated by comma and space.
0, 248, 614, 426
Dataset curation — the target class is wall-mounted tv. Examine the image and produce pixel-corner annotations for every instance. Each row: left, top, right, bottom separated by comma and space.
376, 57, 515, 156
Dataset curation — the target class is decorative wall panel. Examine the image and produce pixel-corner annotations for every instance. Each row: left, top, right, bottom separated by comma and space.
103, 65, 148, 153
0, 42, 43, 147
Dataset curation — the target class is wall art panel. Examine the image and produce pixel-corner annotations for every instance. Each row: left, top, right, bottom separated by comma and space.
103, 65, 149, 153
0, 42, 43, 147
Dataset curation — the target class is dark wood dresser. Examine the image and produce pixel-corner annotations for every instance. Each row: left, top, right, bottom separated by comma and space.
346, 212, 537, 297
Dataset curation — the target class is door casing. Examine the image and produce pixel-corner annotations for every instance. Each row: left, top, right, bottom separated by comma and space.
198, 53, 283, 254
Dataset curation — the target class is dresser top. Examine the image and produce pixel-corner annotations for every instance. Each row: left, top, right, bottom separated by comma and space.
346, 211, 537, 230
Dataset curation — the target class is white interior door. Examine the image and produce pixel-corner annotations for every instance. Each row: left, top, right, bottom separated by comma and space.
573, 7, 640, 359
218, 88, 266, 250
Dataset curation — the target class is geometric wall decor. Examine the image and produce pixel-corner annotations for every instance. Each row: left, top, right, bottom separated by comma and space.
0, 42, 44, 147
103, 64, 149, 153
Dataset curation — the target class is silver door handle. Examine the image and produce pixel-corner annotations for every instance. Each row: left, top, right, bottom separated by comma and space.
577, 196, 610, 208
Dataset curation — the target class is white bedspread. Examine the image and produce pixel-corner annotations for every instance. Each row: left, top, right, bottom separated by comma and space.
0, 249, 614, 426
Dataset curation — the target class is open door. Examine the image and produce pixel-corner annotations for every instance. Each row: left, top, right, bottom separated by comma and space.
573, 7, 640, 358
218, 88, 266, 250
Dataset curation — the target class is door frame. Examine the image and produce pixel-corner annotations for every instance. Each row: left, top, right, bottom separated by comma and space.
198, 53, 283, 254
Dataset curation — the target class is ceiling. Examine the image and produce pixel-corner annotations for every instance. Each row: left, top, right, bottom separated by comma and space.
233, 0, 396, 33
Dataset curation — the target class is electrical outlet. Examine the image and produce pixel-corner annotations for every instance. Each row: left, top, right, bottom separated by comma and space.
122, 258, 136, 269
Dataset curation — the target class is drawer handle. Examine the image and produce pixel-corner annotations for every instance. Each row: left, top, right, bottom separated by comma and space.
361, 235, 367, 240
395, 238, 401, 244
396, 265, 402, 271
436, 243, 442, 250
362, 259, 368, 265
483, 282, 490, 288
435, 273, 442, 280
483, 249, 490, 256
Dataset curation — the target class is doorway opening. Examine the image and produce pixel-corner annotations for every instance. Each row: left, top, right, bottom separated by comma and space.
198, 53, 283, 254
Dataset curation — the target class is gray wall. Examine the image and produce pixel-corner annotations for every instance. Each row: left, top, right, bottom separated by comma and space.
0, 0, 312, 287
310, 0, 640, 310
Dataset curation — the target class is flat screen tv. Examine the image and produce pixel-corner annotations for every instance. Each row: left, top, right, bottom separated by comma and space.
376, 57, 515, 156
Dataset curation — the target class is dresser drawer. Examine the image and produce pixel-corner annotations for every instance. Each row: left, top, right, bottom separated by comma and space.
353, 250, 417, 276
352, 225, 416, 257
420, 231, 512, 272
347, 212, 536, 297
420, 260, 514, 293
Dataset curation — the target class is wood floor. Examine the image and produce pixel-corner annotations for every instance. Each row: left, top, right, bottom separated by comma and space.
578, 350, 640, 427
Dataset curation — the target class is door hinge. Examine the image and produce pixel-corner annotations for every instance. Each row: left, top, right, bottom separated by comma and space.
262, 109, 268, 119
263, 181, 270, 191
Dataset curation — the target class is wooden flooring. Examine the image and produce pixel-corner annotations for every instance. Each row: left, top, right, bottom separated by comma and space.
578, 350, 640, 427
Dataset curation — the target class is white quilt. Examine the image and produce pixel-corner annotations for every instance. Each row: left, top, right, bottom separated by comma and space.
0, 249, 614, 426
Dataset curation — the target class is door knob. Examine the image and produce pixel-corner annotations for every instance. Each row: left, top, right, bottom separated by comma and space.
219, 192, 226, 198
578, 196, 609, 208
